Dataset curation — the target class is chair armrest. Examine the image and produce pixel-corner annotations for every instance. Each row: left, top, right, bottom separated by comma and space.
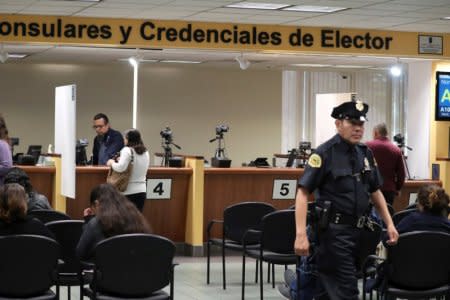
80, 260, 95, 269
58, 258, 65, 266
242, 229, 262, 249
206, 219, 223, 239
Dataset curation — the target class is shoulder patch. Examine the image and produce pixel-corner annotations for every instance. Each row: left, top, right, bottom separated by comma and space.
308, 153, 322, 168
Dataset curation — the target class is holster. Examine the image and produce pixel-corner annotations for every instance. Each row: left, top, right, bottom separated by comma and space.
316, 201, 332, 231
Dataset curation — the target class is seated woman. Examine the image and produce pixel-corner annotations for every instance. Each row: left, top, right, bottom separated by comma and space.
3, 167, 52, 212
0, 183, 54, 238
396, 184, 450, 233
76, 183, 151, 260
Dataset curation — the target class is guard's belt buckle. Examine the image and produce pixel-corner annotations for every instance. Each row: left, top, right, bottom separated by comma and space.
356, 216, 365, 228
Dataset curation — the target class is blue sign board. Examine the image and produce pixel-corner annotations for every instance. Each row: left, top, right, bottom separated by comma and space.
436, 71, 450, 121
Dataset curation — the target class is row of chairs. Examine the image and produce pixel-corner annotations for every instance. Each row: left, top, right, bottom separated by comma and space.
1, 210, 176, 300
206, 202, 297, 300
362, 231, 450, 300
206, 202, 396, 300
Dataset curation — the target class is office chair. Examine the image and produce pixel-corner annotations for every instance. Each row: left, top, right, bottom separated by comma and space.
241, 209, 297, 300
46, 220, 85, 300
392, 208, 417, 225
83, 233, 176, 300
0, 234, 60, 299
206, 201, 275, 290
28, 209, 71, 224
364, 231, 450, 300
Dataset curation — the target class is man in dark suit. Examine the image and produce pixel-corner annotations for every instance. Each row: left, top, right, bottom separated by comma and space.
92, 113, 124, 165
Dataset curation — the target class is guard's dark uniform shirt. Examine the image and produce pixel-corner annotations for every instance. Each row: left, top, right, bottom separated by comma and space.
299, 134, 381, 217
298, 134, 382, 300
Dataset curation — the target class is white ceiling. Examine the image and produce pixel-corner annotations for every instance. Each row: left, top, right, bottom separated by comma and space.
1, 0, 450, 69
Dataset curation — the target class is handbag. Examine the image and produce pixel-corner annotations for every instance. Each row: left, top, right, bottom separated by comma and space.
106, 148, 134, 192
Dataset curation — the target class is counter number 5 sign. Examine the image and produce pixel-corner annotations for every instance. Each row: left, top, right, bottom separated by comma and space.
147, 179, 172, 199
272, 179, 297, 200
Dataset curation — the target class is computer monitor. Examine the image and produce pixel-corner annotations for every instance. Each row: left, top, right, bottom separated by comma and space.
26, 145, 42, 164
76, 139, 89, 165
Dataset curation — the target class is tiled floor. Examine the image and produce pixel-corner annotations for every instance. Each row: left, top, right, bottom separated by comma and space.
59, 254, 369, 300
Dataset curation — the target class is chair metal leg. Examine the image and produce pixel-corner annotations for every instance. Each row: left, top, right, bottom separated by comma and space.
206, 241, 211, 284
267, 263, 270, 283
259, 258, 264, 300
362, 278, 366, 300
241, 254, 246, 300
222, 242, 226, 290
271, 264, 275, 288
255, 259, 258, 283
68, 286, 71, 300
170, 267, 174, 300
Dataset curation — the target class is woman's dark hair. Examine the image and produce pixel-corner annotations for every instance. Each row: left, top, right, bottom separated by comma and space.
417, 184, 450, 216
0, 183, 28, 223
4, 167, 33, 195
89, 184, 102, 206
95, 183, 151, 237
124, 129, 147, 155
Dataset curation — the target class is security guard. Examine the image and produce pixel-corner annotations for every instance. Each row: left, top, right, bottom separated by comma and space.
294, 100, 398, 300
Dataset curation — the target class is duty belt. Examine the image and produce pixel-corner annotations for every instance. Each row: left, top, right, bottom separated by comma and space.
330, 212, 374, 230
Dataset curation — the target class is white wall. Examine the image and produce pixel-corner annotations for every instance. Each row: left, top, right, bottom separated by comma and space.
406, 61, 432, 179
0, 63, 281, 167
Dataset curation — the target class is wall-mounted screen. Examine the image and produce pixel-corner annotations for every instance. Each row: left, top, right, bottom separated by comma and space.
436, 71, 450, 121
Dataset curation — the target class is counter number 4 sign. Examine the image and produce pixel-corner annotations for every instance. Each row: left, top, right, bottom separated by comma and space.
147, 179, 172, 199
272, 179, 297, 200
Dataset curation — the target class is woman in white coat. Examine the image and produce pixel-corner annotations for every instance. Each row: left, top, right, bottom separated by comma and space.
107, 129, 149, 211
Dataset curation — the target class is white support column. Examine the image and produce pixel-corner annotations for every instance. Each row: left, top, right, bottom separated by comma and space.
281, 70, 301, 153
406, 61, 432, 179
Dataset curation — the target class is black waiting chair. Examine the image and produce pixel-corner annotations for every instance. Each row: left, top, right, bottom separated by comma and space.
363, 231, 450, 299
28, 209, 71, 224
405, 202, 417, 210
0, 234, 60, 300
46, 220, 85, 300
241, 209, 297, 300
83, 233, 176, 300
206, 201, 275, 290
392, 208, 417, 225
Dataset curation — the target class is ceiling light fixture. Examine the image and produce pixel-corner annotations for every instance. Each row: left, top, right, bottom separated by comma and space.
128, 56, 138, 68
8, 53, 28, 59
160, 60, 202, 64
282, 5, 348, 13
441, 16, 450, 20
333, 65, 371, 69
390, 64, 402, 77
290, 63, 332, 67
225, 1, 290, 10
235, 54, 250, 70
59, 0, 102, 2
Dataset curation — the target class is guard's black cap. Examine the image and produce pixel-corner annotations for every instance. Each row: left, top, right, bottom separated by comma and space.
331, 100, 369, 121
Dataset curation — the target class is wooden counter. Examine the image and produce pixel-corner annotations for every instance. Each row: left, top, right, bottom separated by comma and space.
65, 166, 192, 243
18, 166, 55, 207
393, 179, 442, 212
19, 165, 441, 245
203, 167, 302, 240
